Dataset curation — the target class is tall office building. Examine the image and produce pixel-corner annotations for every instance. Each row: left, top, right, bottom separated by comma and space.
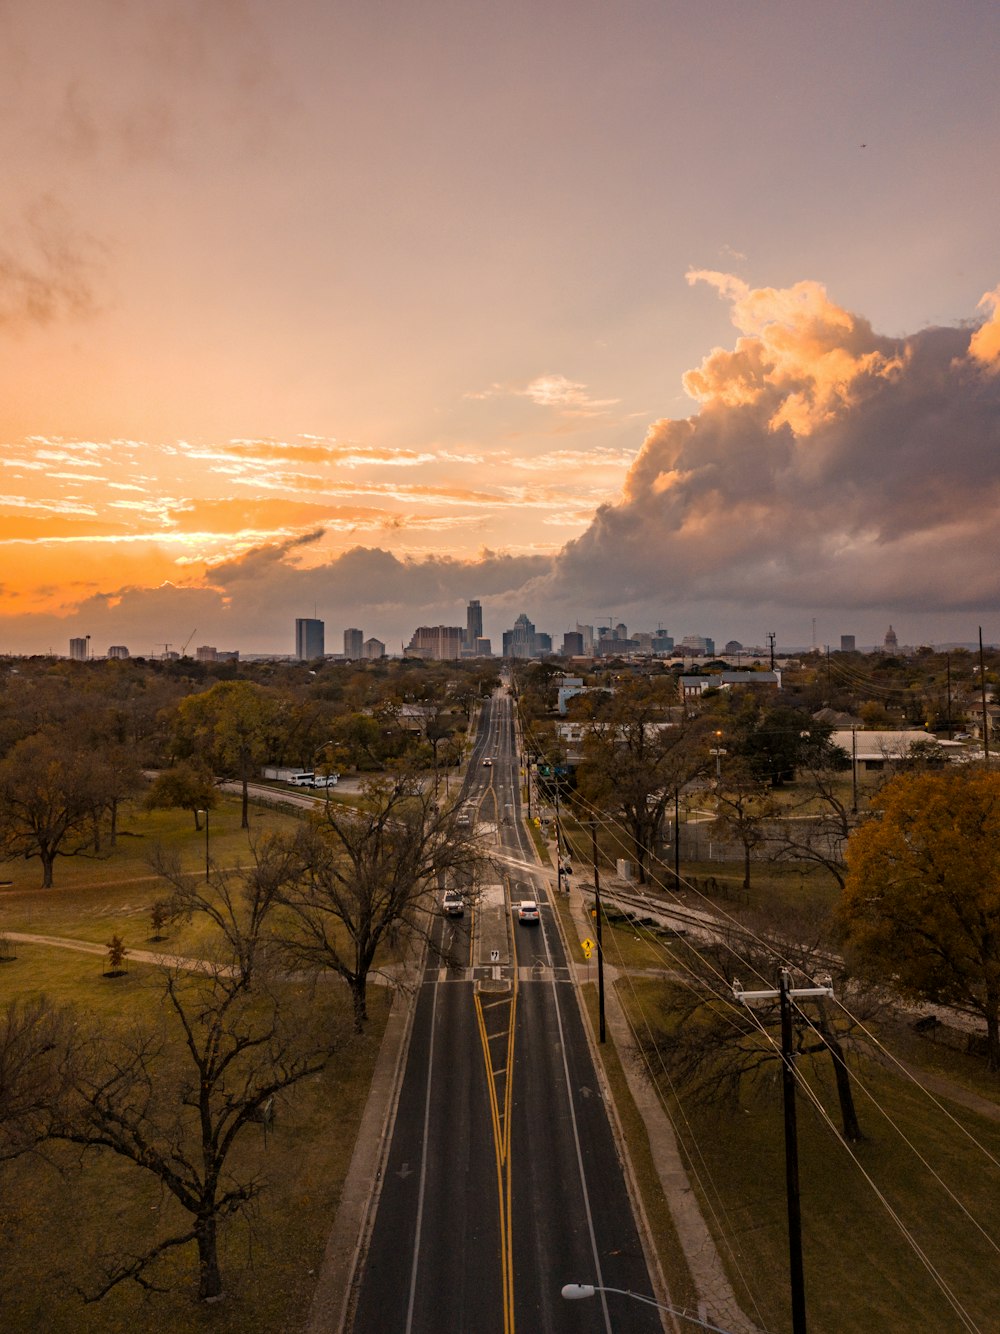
840, 635, 856, 652
295, 617, 325, 661
466, 599, 483, 649
69, 637, 89, 661
344, 627, 364, 658
406, 626, 464, 660
502, 613, 547, 659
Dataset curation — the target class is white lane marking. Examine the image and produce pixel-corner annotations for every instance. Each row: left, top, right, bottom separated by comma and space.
544, 940, 615, 1332
404, 980, 440, 1334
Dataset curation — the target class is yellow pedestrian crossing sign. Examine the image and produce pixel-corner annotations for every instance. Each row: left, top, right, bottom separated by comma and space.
581, 937, 595, 959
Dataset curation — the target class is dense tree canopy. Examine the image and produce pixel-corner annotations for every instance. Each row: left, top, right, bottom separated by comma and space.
842, 769, 1000, 1069
0, 733, 107, 887
174, 681, 284, 828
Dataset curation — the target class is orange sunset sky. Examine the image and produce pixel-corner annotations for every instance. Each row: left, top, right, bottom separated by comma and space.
3, 1, 1000, 655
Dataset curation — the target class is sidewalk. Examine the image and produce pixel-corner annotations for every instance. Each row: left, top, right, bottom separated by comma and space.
556, 856, 763, 1334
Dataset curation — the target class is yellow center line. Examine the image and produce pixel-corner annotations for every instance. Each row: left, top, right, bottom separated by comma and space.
473, 884, 519, 1334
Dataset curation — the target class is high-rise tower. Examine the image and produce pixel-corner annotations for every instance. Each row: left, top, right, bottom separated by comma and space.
295, 618, 325, 660
466, 599, 483, 649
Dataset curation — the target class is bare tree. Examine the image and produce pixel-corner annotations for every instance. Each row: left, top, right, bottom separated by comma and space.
50, 951, 345, 1301
639, 915, 868, 1142
0, 997, 75, 1162
711, 760, 777, 894
576, 684, 711, 884
767, 760, 858, 889
149, 832, 306, 986
280, 774, 480, 1030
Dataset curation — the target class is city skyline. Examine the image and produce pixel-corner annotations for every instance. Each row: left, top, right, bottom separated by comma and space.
59, 608, 963, 663
3, 3, 1000, 655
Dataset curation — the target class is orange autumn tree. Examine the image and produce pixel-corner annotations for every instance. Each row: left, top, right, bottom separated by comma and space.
842, 768, 1000, 1069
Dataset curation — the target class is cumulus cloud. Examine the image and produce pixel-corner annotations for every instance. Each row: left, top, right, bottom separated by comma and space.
970, 285, 1000, 371
537, 274, 1000, 631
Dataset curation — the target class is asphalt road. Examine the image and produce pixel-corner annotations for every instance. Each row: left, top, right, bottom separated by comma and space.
350, 689, 663, 1334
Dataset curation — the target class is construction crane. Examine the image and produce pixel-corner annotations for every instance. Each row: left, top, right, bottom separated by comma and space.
180, 629, 197, 657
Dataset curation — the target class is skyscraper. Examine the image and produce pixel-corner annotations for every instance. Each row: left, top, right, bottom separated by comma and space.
344, 627, 364, 658
69, 637, 89, 661
406, 626, 464, 659
295, 617, 325, 660
466, 598, 483, 649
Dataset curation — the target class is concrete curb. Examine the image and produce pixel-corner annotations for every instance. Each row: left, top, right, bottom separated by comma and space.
303, 953, 424, 1334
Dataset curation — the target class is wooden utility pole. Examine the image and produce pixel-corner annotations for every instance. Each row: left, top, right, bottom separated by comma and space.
554, 779, 563, 895
735, 970, 835, 1334
980, 627, 990, 769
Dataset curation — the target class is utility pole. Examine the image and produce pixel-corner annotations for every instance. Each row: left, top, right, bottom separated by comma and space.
590, 821, 606, 1043
554, 779, 563, 895
851, 728, 858, 815
673, 787, 681, 889
734, 970, 834, 1334
980, 627, 990, 769
768, 631, 776, 671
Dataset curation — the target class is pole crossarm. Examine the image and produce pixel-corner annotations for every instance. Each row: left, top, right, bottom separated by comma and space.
733, 978, 834, 1004
729, 968, 834, 1334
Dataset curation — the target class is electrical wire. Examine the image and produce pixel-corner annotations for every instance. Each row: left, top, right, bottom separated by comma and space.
516, 696, 1000, 1329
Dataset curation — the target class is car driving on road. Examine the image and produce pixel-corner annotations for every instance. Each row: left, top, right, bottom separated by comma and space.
442, 890, 464, 917
516, 900, 540, 924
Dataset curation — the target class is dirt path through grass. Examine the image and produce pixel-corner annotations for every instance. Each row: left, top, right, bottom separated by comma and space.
3, 931, 235, 974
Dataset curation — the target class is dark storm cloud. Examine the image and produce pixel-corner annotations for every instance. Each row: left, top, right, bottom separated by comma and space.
532, 275, 1000, 626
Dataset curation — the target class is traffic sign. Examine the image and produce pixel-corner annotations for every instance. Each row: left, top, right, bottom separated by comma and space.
580, 937, 595, 956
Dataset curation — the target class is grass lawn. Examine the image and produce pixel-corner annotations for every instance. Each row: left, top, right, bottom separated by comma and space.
0, 799, 399, 1332
0, 981, 388, 1333
0, 796, 408, 973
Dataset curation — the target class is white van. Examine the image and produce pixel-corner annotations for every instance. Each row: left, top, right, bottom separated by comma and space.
288, 772, 316, 787
311, 774, 339, 788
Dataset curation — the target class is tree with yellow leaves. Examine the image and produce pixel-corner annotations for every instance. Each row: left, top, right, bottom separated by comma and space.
842, 768, 1000, 1069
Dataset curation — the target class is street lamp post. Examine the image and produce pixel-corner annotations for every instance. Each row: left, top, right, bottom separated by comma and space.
561, 1284, 735, 1332
709, 746, 727, 782
197, 809, 210, 881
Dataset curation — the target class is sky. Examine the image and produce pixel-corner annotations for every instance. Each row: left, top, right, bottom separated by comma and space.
2, 0, 1000, 657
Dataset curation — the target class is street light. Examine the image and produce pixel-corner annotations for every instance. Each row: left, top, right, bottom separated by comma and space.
709, 747, 727, 781
561, 1284, 735, 1332
196, 809, 210, 881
